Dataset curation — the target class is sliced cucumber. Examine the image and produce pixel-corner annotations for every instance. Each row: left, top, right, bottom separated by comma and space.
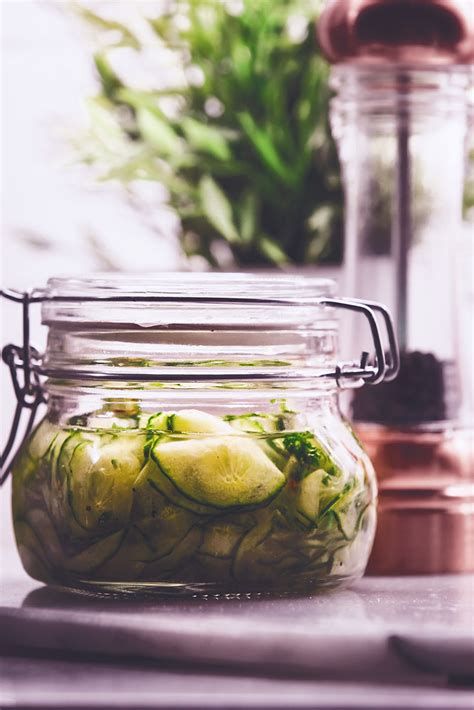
145, 459, 215, 515
139, 500, 196, 558
64, 530, 125, 574
295, 469, 326, 525
130, 461, 169, 520
12, 405, 377, 589
55, 431, 96, 483
333, 497, 373, 541
226, 414, 289, 471
226, 414, 267, 434
95, 526, 150, 581
144, 412, 171, 432
17, 546, 53, 584
47, 432, 86, 534
139, 526, 202, 580
59, 432, 146, 532
200, 522, 248, 558
331, 507, 375, 576
195, 552, 232, 581
14, 520, 48, 563
232, 513, 273, 581
11, 452, 37, 518
233, 509, 318, 583
282, 455, 301, 480
147, 453, 252, 516
47, 429, 73, 477
27, 420, 62, 461
54, 431, 99, 530
226, 412, 294, 434
169, 409, 233, 434
152, 436, 285, 510
12, 424, 67, 517
14, 519, 54, 583
261, 440, 290, 473
31, 429, 73, 526
86, 415, 138, 430
25, 508, 64, 568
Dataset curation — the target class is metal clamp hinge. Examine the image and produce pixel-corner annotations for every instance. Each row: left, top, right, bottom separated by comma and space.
1, 290, 45, 484
319, 298, 400, 386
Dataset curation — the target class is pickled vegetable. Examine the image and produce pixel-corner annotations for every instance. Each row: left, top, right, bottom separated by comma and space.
153, 437, 285, 510
12, 407, 376, 593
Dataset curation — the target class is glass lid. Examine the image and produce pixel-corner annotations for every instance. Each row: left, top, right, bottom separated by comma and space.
40, 273, 338, 330
44, 273, 336, 302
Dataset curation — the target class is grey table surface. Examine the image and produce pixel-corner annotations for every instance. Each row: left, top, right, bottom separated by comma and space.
1, 573, 473, 710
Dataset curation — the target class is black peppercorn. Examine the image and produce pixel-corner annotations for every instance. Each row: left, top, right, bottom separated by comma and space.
352, 350, 460, 425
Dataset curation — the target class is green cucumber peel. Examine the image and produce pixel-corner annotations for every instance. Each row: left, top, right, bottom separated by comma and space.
147, 474, 215, 516
139, 526, 203, 577
64, 529, 126, 575
333, 501, 372, 542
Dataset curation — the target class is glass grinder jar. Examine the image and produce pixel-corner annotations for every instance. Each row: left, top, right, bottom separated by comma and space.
1, 275, 398, 595
318, 0, 474, 574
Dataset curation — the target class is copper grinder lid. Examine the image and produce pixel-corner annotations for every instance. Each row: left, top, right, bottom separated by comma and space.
317, 0, 474, 65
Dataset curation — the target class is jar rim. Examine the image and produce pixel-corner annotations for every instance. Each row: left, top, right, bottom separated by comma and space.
44, 272, 336, 305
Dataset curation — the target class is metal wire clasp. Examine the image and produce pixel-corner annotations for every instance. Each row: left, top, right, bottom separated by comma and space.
1, 289, 45, 484
319, 297, 399, 386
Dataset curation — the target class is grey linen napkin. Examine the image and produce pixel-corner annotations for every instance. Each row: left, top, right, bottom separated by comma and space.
1, 605, 472, 682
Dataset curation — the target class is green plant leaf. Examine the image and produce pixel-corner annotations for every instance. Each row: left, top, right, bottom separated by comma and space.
117, 87, 184, 111
136, 109, 184, 157
181, 117, 232, 161
258, 235, 289, 265
100, 155, 194, 197
94, 53, 123, 99
237, 112, 293, 186
239, 191, 259, 243
199, 176, 240, 244
75, 6, 141, 49
83, 96, 130, 156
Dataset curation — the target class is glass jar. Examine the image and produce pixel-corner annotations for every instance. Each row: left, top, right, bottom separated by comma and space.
2, 274, 397, 595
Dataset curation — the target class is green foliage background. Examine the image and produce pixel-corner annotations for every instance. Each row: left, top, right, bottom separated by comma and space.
79, 0, 343, 268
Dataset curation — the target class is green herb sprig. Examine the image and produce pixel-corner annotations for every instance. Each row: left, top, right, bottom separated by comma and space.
283, 431, 340, 478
